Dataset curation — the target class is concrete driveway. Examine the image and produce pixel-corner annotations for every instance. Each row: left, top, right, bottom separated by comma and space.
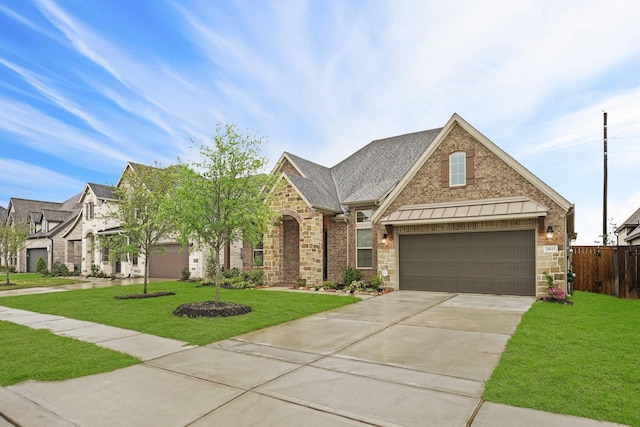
1, 290, 622, 426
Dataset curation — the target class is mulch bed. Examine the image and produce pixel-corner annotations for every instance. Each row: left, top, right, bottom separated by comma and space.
538, 297, 574, 305
114, 292, 176, 300
173, 301, 252, 318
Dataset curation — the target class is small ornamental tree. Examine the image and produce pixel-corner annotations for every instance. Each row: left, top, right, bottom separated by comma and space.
172, 123, 278, 304
36, 257, 48, 275
105, 163, 176, 294
0, 221, 28, 285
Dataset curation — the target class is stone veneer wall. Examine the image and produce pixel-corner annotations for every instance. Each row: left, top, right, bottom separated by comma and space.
264, 178, 324, 287
377, 123, 569, 296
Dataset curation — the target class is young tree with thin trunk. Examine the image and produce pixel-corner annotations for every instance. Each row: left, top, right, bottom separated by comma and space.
105, 163, 176, 294
0, 221, 28, 285
172, 123, 277, 304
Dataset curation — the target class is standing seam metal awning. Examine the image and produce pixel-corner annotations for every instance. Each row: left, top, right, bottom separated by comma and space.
381, 196, 549, 225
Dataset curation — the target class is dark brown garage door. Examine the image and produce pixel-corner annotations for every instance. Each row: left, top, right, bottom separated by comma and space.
399, 230, 535, 296
148, 244, 189, 279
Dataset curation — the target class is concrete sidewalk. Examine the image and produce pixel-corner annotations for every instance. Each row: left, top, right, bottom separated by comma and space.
0, 290, 627, 427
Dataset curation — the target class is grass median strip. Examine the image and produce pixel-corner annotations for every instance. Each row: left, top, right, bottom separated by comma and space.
0, 281, 360, 346
0, 321, 139, 386
0, 273, 85, 290
483, 291, 640, 427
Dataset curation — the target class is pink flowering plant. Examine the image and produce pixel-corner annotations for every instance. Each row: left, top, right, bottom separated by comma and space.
541, 272, 572, 304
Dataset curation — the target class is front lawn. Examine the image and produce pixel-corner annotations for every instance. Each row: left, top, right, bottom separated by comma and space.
0, 273, 85, 290
0, 282, 360, 345
0, 321, 139, 386
484, 291, 640, 426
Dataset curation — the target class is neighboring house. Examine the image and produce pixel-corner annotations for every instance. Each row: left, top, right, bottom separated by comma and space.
6, 196, 81, 272
264, 113, 575, 297
2, 161, 246, 278
616, 208, 640, 245
61, 162, 243, 279
0, 205, 7, 266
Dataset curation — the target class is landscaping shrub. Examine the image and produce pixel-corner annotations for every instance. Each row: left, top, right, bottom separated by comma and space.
342, 266, 362, 286
0, 265, 16, 273
49, 262, 70, 277
368, 271, 383, 290
246, 269, 263, 286
88, 264, 109, 279
36, 258, 48, 275
222, 267, 242, 279
180, 267, 191, 281
322, 281, 337, 290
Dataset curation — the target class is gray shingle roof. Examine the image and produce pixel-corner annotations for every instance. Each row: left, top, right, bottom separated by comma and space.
0, 206, 6, 223
283, 128, 442, 212
8, 194, 82, 238
87, 183, 115, 200
620, 207, 640, 229
42, 209, 73, 223
284, 153, 342, 212
8, 198, 63, 223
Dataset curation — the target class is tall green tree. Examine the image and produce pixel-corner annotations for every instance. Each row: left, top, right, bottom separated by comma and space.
0, 221, 28, 285
173, 123, 278, 303
106, 163, 176, 294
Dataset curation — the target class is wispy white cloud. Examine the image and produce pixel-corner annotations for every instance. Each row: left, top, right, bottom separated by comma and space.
0, 158, 84, 205
1, 0, 640, 245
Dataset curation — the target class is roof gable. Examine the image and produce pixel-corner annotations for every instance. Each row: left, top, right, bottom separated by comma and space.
618, 207, 640, 232
277, 128, 441, 212
372, 113, 574, 223
7, 198, 63, 223
79, 183, 115, 203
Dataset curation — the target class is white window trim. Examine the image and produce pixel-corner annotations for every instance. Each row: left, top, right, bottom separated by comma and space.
449, 151, 466, 187
355, 209, 373, 269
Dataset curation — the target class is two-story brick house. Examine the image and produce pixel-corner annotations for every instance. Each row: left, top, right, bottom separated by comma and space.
264, 113, 575, 297
4, 196, 81, 273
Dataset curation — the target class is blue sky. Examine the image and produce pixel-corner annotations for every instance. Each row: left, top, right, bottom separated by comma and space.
1, 0, 640, 245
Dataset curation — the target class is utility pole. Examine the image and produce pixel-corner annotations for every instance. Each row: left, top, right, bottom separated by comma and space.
603, 111, 608, 245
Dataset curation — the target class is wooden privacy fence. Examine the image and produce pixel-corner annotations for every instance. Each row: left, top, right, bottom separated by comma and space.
571, 246, 640, 299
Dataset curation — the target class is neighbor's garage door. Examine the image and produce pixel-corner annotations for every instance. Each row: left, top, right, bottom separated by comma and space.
399, 230, 535, 296
27, 248, 48, 272
148, 244, 189, 279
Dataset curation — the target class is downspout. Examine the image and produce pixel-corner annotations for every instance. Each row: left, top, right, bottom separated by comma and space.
346, 219, 350, 268
49, 237, 54, 269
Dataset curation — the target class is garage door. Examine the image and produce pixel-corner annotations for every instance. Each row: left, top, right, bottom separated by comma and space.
399, 230, 535, 296
27, 248, 48, 273
148, 244, 189, 279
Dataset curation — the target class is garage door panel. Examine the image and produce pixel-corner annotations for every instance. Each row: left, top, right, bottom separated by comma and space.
27, 248, 48, 273
148, 244, 189, 279
399, 230, 535, 296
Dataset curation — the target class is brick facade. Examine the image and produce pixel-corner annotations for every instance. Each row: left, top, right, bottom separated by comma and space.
266, 120, 572, 296
325, 216, 347, 283
377, 124, 569, 294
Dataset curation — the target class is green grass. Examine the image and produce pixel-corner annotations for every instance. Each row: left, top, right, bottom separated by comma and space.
0, 272, 85, 290
0, 282, 360, 345
0, 320, 139, 386
484, 291, 640, 426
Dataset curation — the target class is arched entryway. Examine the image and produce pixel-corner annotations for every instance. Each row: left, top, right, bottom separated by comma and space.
282, 216, 300, 283
264, 208, 324, 287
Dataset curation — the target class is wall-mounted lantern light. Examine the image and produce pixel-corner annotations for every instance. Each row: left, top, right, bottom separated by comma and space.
381, 233, 388, 244
546, 226, 554, 239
